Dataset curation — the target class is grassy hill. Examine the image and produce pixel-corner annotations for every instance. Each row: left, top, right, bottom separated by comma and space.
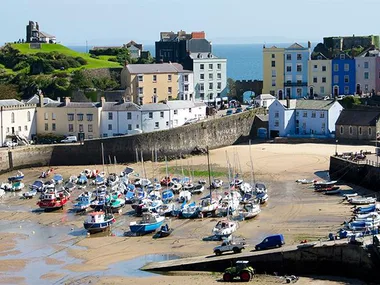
10, 43, 121, 71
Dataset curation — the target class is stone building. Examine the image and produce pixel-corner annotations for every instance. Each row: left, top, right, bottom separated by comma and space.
26, 21, 56, 43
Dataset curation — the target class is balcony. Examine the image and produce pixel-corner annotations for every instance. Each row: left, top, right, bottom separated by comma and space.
284, 82, 308, 87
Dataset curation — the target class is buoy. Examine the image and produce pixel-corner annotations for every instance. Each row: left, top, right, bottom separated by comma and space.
32, 231, 35, 234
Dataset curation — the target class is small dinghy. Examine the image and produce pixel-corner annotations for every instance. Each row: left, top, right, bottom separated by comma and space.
179, 190, 192, 203
156, 224, 173, 238
8, 171, 24, 182
77, 174, 88, 185
211, 179, 223, 189
349, 197, 377, 205
23, 188, 37, 199
191, 184, 204, 194
11, 181, 24, 192
53, 174, 63, 185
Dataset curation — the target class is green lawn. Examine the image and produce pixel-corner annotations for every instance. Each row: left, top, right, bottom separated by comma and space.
11, 43, 121, 70
164, 166, 226, 178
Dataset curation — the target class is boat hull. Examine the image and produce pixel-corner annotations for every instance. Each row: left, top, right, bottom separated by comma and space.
84, 220, 114, 234
129, 220, 164, 234
38, 198, 69, 211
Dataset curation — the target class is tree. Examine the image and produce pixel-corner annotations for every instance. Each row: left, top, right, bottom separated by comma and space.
0, 84, 20, 100
70, 70, 93, 90
115, 48, 132, 65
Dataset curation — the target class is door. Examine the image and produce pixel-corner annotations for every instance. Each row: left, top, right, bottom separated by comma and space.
278, 90, 283, 100
310, 87, 314, 98
356, 84, 361, 95
11, 127, 15, 134
334, 86, 339, 97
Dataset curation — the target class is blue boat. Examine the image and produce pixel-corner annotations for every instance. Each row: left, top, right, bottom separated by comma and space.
84, 211, 115, 234
355, 204, 376, 214
8, 171, 24, 182
124, 184, 136, 203
179, 201, 200, 219
90, 194, 110, 211
73, 195, 92, 212
94, 175, 105, 185
135, 188, 146, 200
30, 180, 44, 192
53, 174, 63, 184
77, 174, 88, 185
129, 212, 165, 235
162, 189, 174, 202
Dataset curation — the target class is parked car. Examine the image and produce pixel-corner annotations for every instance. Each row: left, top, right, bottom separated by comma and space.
61, 136, 77, 143
255, 234, 285, 251
245, 105, 254, 111
226, 109, 233, 116
3, 141, 18, 147
213, 239, 246, 255
235, 107, 243, 114
337, 95, 345, 100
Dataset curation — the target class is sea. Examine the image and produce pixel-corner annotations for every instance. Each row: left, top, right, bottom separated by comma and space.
69, 44, 267, 81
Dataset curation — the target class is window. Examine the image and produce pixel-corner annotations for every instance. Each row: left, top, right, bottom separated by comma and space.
286, 88, 291, 97
166, 121, 169, 126
69, 124, 73, 132
88, 124, 93, 132
320, 112, 325, 118
24, 125, 27, 131
27, 111, 31, 122
209, 83, 213, 89
88, 135, 93, 139
152, 87, 156, 95
296, 64, 302, 72
208, 73, 213, 80
313, 64, 318, 70
209, 93, 213, 100
87, 114, 93, 121
77, 114, 83, 121
286, 54, 291, 60
108, 124, 112, 130
286, 66, 291, 72
200, 64, 204, 70
217, 82, 222, 90
344, 86, 349, 94
340, 54, 345, 60
44, 112, 48, 120
103, 134, 108, 138
18, 126, 21, 132
138, 75, 143, 82
128, 124, 132, 131
296, 111, 299, 117
183, 75, 188, 82
68, 114, 74, 121
108, 112, 113, 120
313, 77, 317, 83
322, 77, 326, 83
344, 64, 349, 72
297, 88, 302, 97
160, 111, 164, 118
155, 122, 159, 128
149, 112, 153, 119
168, 74, 172, 82
189, 108, 192, 113
136, 124, 140, 129
184, 85, 189, 91
168, 87, 172, 94
174, 110, 178, 115
311, 111, 316, 118
365, 84, 369, 91
333, 75, 339, 84
340, 126, 343, 134
200, 73, 204, 80
199, 83, 204, 91
274, 120, 279, 127
79, 124, 83, 132
322, 123, 326, 132
359, 126, 362, 135
322, 66, 327, 72
271, 79, 276, 87
271, 70, 276, 77
52, 123, 56, 131
297, 54, 302, 60
52, 113, 56, 120
209, 64, 213, 70
344, 75, 349, 83
271, 61, 275, 67
333, 64, 339, 72
274, 111, 279, 118
127, 112, 132, 120
153, 75, 157, 82
217, 64, 221, 70
44, 123, 48, 131
320, 86, 325, 94
303, 112, 307, 117
6, 127, 9, 133
369, 127, 372, 136
349, 126, 353, 135
152, 95, 157, 103
364, 72, 369, 79
364, 62, 369, 69
272, 54, 275, 59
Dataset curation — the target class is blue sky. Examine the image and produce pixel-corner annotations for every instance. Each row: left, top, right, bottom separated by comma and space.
2, 0, 380, 46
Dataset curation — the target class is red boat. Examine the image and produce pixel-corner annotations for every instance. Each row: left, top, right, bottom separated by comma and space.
37, 190, 70, 211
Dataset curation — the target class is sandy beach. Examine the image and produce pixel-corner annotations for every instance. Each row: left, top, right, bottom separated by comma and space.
0, 143, 375, 285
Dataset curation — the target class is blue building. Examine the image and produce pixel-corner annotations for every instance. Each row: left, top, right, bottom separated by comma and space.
331, 51, 356, 96
284, 43, 311, 99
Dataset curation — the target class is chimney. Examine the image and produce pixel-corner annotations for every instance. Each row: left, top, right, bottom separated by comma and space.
38, 92, 44, 108
286, 96, 290, 109
64, 97, 70, 106
121, 96, 126, 103
100, 96, 106, 107
308, 41, 311, 49
125, 60, 129, 66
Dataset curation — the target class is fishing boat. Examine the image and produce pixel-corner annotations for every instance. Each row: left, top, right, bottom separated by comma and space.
212, 220, 238, 238
43, 180, 55, 192
37, 190, 70, 211
239, 202, 261, 219
77, 173, 88, 185
349, 197, 377, 205
0, 182, 12, 191
122, 167, 134, 177
83, 211, 115, 234
346, 220, 378, 231
157, 203, 176, 217
64, 181, 76, 192
211, 179, 223, 189
69, 175, 78, 183
148, 190, 161, 200
179, 190, 192, 203
129, 212, 165, 235
134, 178, 152, 188
90, 194, 109, 211
107, 197, 126, 213
179, 201, 200, 219
8, 171, 24, 182
94, 174, 105, 186
30, 180, 44, 192
124, 184, 136, 203
160, 176, 172, 186
142, 199, 163, 213
191, 184, 204, 194
171, 183, 182, 194
183, 183, 194, 191
162, 189, 175, 203
156, 224, 173, 238
355, 212, 379, 220
53, 174, 63, 185
73, 195, 92, 212
199, 196, 220, 214
241, 192, 256, 204
134, 188, 147, 200
106, 173, 119, 187
11, 181, 24, 191
147, 183, 162, 192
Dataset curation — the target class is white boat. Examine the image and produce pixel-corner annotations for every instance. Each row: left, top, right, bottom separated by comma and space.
218, 192, 242, 216
157, 203, 176, 216
344, 193, 358, 199
69, 175, 78, 183
239, 183, 252, 194
191, 184, 204, 194
255, 182, 267, 194
212, 179, 223, 189
296, 179, 316, 184
23, 189, 37, 199
183, 183, 194, 191
0, 189, 5, 198
349, 197, 377, 205
134, 178, 152, 188
179, 190, 192, 203
0, 182, 12, 191
355, 212, 380, 220
171, 183, 182, 194
256, 192, 269, 204
212, 220, 238, 238
230, 178, 243, 187
200, 196, 220, 213
11, 182, 24, 191
239, 202, 261, 219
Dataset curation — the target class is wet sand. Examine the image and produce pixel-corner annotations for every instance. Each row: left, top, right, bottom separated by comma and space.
0, 143, 375, 284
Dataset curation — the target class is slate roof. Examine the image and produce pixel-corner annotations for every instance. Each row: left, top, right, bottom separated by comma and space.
189, 53, 222, 60
140, 104, 170, 111
39, 31, 55, 38
336, 109, 380, 126
166, 100, 195, 110
44, 102, 101, 108
0, 99, 23, 107
126, 40, 142, 50
255, 114, 269, 122
25, 94, 59, 105
171, 63, 192, 73
255, 94, 276, 100
287, 43, 305, 49
126, 63, 178, 74
102, 102, 141, 111
278, 99, 297, 109
295, 100, 338, 110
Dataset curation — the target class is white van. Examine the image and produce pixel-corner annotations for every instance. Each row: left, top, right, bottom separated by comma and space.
61, 136, 77, 143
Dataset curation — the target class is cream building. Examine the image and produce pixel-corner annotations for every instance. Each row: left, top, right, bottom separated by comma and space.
262, 46, 285, 98
308, 53, 332, 98
0, 100, 37, 145
36, 96, 102, 139
121, 63, 186, 105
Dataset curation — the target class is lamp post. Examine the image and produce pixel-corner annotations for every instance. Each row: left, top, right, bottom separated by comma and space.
335, 139, 338, 156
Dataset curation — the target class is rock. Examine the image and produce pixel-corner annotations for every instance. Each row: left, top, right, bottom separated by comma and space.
191, 146, 208, 155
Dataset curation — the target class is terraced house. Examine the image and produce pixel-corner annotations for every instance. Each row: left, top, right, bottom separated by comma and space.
308, 52, 332, 98
331, 51, 356, 96
262, 46, 285, 98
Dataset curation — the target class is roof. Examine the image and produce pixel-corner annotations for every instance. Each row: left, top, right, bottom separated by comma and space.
194, 101, 207, 107
189, 52, 222, 60
278, 99, 297, 109
126, 40, 143, 50
171, 63, 192, 73
165, 100, 196, 110
102, 102, 140, 111
25, 94, 59, 105
255, 114, 269, 122
255, 94, 276, 100
295, 100, 339, 110
39, 31, 55, 38
91, 46, 121, 50
140, 104, 170, 111
44, 102, 101, 108
287, 43, 305, 49
0, 99, 23, 107
126, 63, 179, 74
336, 109, 380, 126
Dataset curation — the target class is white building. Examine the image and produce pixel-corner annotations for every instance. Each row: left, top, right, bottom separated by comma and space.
172, 64, 194, 101
190, 53, 227, 106
268, 99, 343, 138
254, 94, 276, 109
140, 104, 171, 133
166, 101, 207, 127
0, 100, 37, 145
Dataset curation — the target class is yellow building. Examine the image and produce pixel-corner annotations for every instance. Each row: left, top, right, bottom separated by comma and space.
308, 54, 332, 97
121, 63, 180, 105
36, 95, 102, 139
262, 46, 285, 98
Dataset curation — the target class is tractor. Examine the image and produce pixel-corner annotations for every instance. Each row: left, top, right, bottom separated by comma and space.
223, 260, 254, 282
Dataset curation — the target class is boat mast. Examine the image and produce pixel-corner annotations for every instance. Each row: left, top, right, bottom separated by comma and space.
101, 143, 105, 173
141, 150, 147, 179
249, 140, 256, 192
225, 150, 232, 218
207, 146, 212, 198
